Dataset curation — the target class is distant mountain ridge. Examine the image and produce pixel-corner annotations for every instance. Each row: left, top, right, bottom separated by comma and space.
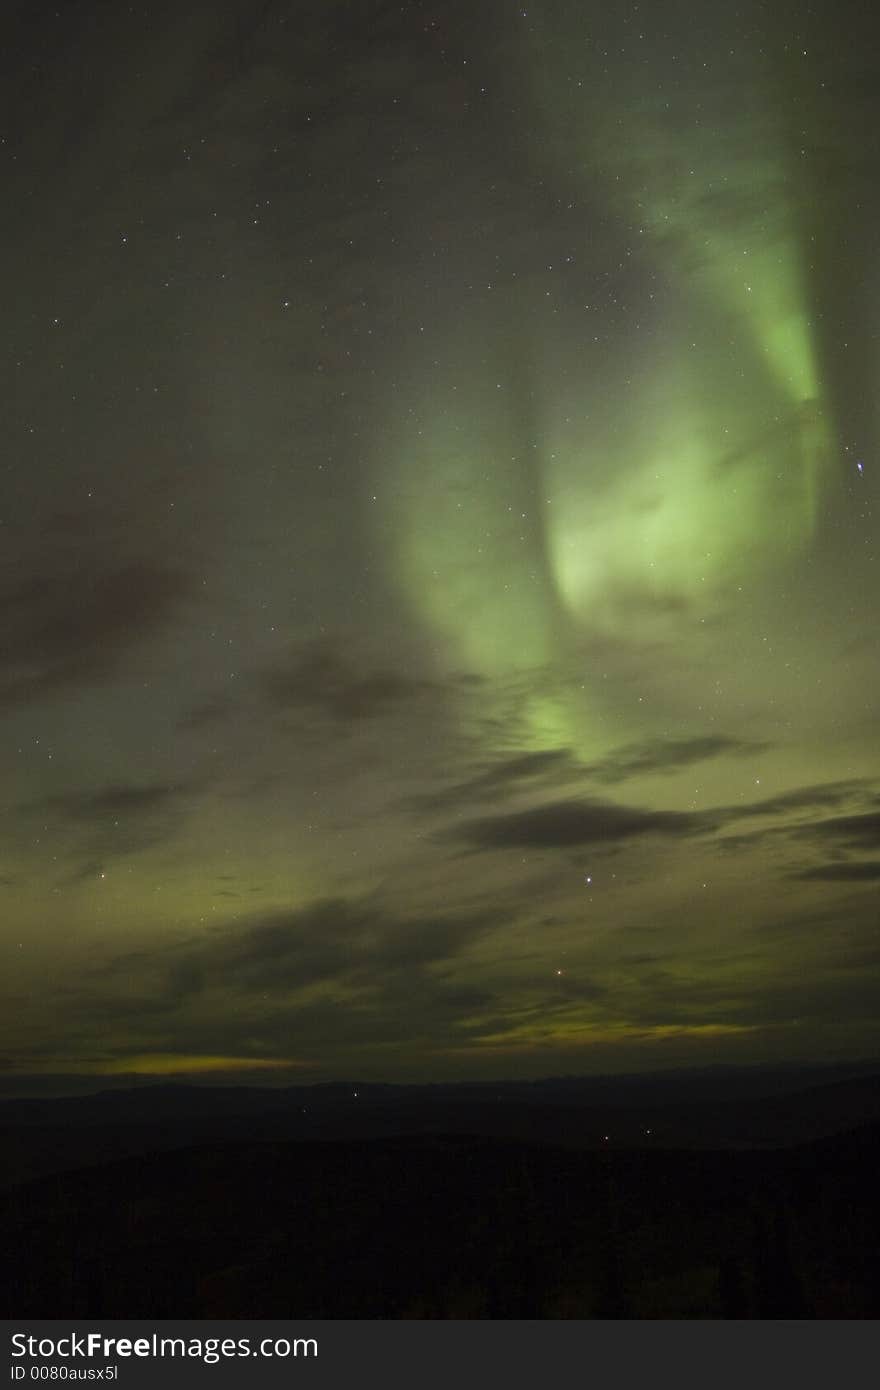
3, 1057, 878, 1117
1, 1063, 878, 1191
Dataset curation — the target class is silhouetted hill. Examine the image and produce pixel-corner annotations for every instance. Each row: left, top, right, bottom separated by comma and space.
1, 1065, 878, 1190
4, 1122, 879, 1319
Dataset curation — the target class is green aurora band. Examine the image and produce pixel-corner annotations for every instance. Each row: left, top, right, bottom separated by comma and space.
378, 17, 831, 756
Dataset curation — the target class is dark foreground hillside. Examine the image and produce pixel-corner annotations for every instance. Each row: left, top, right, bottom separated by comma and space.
4, 1122, 879, 1319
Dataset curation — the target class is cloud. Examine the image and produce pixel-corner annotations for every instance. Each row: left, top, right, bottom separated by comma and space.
443, 797, 709, 851
463, 748, 574, 791
411, 739, 772, 822
179, 694, 238, 730
32, 783, 191, 825
408, 736, 769, 819
218, 897, 498, 992
261, 639, 434, 721
766, 805, 880, 880
405, 747, 577, 813
793, 862, 880, 882
50, 895, 508, 1066
16, 780, 198, 877
713, 781, 875, 850
0, 562, 192, 709
89, 896, 502, 1010
584, 735, 768, 784
742, 782, 872, 819
789, 810, 880, 853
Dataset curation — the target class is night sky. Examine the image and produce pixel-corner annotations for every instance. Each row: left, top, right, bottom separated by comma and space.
3, 0, 878, 1092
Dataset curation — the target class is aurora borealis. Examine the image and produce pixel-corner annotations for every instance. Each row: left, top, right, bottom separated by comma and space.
2, 0, 878, 1092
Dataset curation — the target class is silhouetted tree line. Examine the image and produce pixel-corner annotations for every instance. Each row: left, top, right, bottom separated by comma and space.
6, 1131, 878, 1318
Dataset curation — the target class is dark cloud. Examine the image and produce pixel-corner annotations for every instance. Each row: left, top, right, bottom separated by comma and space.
0, 562, 192, 709
789, 810, 880, 853
625, 964, 880, 1033
57, 896, 506, 1060
219, 897, 497, 992
585, 735, 768, 784
159, 972, 500, 1060
89, 895, 502, 1011
545, 976, 608, 1004
741, 781, 871, 819
444, 797, 708, 851
741, 804, 880, 881
409, 736, 773, 826
29, 782, 191, 825
261, 640, 434, 721
405, 747, 577, 813
179, 695, 238, 730
15, 780, 198, 876
470, 748, 574, 789
713, 781, 875, 850
794, 862, 880, 882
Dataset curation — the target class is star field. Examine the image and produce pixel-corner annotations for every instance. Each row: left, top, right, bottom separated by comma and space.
1, 0, 878, 1092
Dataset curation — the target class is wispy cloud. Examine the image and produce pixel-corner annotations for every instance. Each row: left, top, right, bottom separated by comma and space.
584, 735, 768, 784
261, 639, 435, 722
0, 562, 192, 709
442, 797, 710, 851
